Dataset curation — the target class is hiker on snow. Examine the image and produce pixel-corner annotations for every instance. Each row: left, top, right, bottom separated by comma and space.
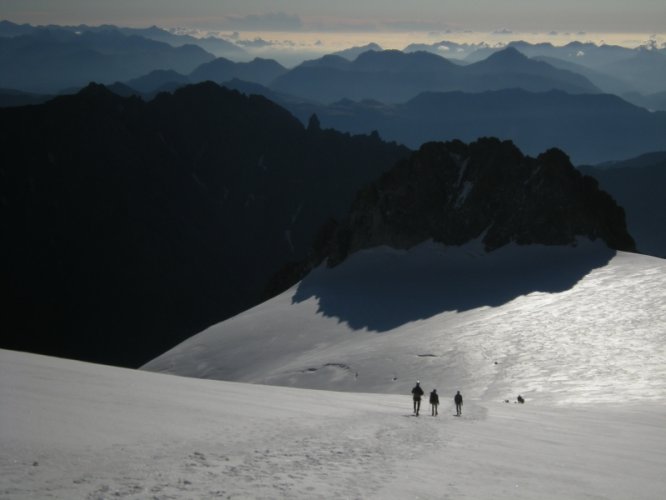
430, 389, 439, 416
411, 381, 424, 416
454, 390, 463, 416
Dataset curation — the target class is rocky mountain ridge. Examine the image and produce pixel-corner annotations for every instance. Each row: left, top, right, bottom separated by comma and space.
270, 138, 636, 292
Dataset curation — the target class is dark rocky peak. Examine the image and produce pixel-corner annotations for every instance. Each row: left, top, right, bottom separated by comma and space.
314, 138, 635, 266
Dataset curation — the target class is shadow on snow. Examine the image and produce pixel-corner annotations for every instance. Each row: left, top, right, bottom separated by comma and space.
291, 242, 616, 332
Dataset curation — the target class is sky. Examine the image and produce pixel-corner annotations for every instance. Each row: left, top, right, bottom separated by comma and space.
2, 0, 665, 34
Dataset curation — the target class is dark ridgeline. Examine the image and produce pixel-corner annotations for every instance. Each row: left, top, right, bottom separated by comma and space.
0, 82, 409, 367
270, 138, 636, 292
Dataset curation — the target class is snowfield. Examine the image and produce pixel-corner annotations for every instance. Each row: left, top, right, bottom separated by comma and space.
2, 349, 666, 499
3, 239, 666, 498
145, 240, 666, 406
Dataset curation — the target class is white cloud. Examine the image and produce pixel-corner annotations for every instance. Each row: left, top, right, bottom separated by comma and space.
236, 37, 275, 48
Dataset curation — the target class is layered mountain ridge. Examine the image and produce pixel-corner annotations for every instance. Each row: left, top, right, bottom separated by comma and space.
270, 47, 599, 103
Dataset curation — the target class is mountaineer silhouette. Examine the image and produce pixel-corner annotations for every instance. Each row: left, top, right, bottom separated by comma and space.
430, 389, 439, 416
454, 390, 463, 416
411, 381, 424, 416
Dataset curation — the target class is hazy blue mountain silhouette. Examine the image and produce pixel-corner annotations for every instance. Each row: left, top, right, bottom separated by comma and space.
463, 47, 598, 92
464, 40, 638, 65
115, 25, 247, 59
0, 28, 214, 93
532, 55, 636, 96
0, 88, 51, 107
299, 54, 353, 70
270, 48, 599, 103
462, 41, 666, 96
285, 89, 666, 164
621, 91, 666, 112
404, 40, 481, 59
600, 50, 666, 95
125, 69, 191, 94
0, 20, 247, 59
190, 57, 287, 86
333, 43, 383, 60
0, 19, 35, 36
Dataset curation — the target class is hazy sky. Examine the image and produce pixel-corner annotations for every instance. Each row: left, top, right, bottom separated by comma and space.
2, 0, 665, 33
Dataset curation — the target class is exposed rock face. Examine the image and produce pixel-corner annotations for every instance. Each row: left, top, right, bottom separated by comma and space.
289, 138, 635, 274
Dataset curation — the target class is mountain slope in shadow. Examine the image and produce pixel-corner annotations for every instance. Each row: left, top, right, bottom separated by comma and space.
293, 240, 616, 332
0, 82, 409, 366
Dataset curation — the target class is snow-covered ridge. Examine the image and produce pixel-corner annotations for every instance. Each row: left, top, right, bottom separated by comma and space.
144, 240, 666, 406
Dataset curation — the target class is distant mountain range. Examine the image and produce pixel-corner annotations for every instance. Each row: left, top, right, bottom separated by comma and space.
2, 20, 663, 107
270, 47, 599, 103
123, 47, 597, 105
190, 57, 287, 87
409, 39, 666, 99
0, 31, 603, 100
0, 27, 215, 93
0, 19, 247, 58
89, 78, 664, 166
0, 82, 409, 367
283, 88, 666, 164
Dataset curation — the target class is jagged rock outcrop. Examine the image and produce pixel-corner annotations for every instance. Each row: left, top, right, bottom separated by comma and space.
276, 138, 635, 286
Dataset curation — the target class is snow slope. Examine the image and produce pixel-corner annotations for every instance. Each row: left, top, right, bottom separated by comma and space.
145, 240, 666, 406
5, 239, 665, 498
2, 349, 666, 499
